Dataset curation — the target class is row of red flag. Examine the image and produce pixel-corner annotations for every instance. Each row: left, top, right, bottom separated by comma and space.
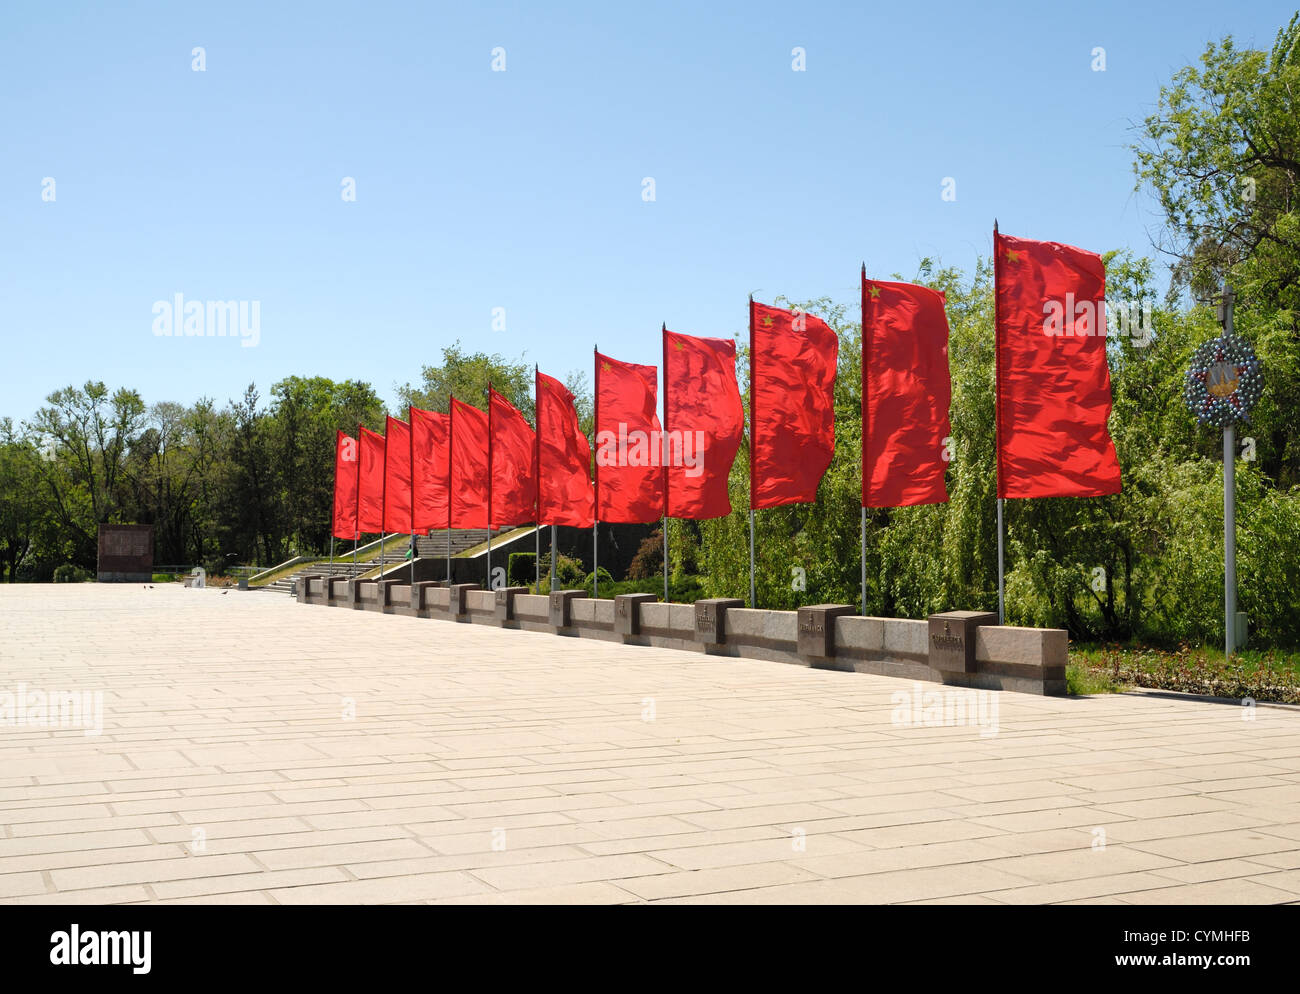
331, 230, 1121, 539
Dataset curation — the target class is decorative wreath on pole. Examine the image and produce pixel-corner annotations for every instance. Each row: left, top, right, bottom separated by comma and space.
1183, 335, 1263, 428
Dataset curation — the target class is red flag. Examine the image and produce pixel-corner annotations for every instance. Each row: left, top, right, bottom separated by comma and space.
995, 229, 1121, 498
595, 351, 664, 523
862, 276, 952, 507
536, 370, 594, 528
489, 388, 537, 527
331, 430, 359, 539
382, 416, 413, 533
449, 397, 490, 528
749, 301, 838, 509
663, 328, 744, 519
411, 406, 449, 532
356, 425, 385, 534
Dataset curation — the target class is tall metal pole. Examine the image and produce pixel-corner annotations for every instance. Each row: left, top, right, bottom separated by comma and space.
550, 524, 557, 589
997, 499, 1005, 625
747, 295, 757, 610
661, 323, 669, 603
1225, 424, 1236, 659
748, 511, 756, 609
593, 345, 599, 599
487, 382, 493, 590
534, 364, 541, 593
1223, 283, 1237, 659
993, 219, 1006, 626
860, 507, 867, 616
860, 263, 868, 618
663, 517, 669, 602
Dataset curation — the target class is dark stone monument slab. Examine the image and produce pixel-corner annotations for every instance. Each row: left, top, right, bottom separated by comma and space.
614, 593, 657, 636
693, 598, 744, 645
927, 610, 998, 673
297, 574, 324, 604
447, 583, 475, 619
549, 589, 587, 628
797, 604, 855, 659
494, 586, 529, 623
96, 524, 154, 583
410, 581, 439, 613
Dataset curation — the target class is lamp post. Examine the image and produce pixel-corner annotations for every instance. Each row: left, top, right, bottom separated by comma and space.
1183, 284, 1263, 661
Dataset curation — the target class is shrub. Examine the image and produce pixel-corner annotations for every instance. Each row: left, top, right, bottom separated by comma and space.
627, 529, 664, 580
52, 564, 91, 583
508, 552, 536, 585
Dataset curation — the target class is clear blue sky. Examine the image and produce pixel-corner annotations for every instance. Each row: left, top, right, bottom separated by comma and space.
1, 0, 1293, 422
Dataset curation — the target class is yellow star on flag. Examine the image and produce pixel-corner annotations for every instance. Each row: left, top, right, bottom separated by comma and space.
762, 316, 773, 327
601, 361, 612, 373
868, 285, 881, 299
1006, 250, 1021, 263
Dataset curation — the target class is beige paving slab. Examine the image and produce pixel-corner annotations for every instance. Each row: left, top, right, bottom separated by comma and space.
3, 584, 1299, 906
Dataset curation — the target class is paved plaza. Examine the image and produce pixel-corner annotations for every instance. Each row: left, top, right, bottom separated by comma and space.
2, 584, 1299, 905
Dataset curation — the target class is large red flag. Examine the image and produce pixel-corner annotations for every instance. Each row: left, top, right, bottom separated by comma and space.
411, 406, 449, 532
595, 351, 664, 523
449, 397, 490, 528
490, 388, 537, 527
356, 425, 385, 534
663, 328, 744, 519
536, 370, 594, 528
382, 416, 413, 533
750, 301, 838, 509
994, 229, 1121, 498
862, 276, 952, 507
331, 430, 359, 540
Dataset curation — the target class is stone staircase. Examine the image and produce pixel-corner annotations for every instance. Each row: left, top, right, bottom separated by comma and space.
260, 530, 499, 594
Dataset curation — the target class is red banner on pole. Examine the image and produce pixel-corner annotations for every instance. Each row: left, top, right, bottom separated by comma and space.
595, 351, 664, 524
449, 397, 490, 529
663, 328, 744, 519
356, 425, 385, 534
862, 276, 952, 507
490, 388, 537, 528
749, 300, 838, 509
331, 430, 359, 539
994, 229, 1121, 498
536, 370, 594, 528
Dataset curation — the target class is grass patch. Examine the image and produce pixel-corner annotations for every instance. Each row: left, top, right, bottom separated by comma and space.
1068, 642, 1300, 703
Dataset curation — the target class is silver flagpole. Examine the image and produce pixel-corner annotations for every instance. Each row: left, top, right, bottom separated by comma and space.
487, 528, 492, 590
997, 498, 1005, 624
535, 525, 540, 591
445, 525, 450, 582
860, 507, 866, 615
993, 219, 1005, 627
748, 510, 756, 609
329, 535, 335, 566
593, 521, 598, 598
662, 517, 668, 601
550, 524, 557, 589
